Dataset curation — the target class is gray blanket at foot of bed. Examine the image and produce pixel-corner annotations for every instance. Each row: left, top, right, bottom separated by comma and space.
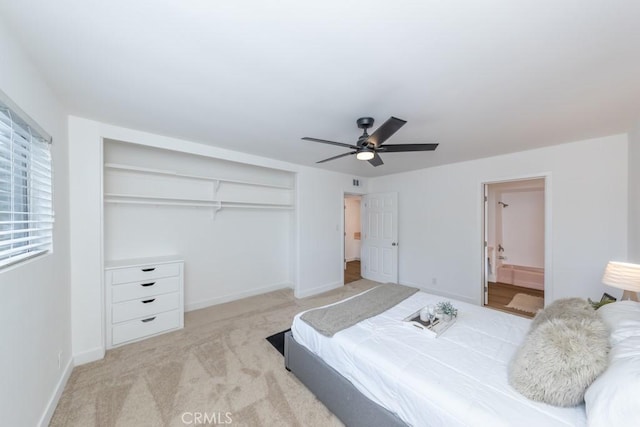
300, 283, 419, 336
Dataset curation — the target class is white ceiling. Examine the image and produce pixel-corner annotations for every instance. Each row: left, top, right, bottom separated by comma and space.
1, 0, 639, 177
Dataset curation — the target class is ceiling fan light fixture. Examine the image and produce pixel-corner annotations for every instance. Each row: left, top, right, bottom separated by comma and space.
356, 149, 375, 161
303, 116, 436, 167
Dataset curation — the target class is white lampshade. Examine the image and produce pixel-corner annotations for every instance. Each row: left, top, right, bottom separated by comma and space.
602, 261, 640, 301
356, 150, 375, 161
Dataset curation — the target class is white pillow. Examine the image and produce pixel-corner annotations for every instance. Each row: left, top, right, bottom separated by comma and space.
584, 336, 640, 427
597, 300, 640, 346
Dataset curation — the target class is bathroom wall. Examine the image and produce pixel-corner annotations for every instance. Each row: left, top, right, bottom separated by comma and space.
500, 188, 545, 268
487, 179, 545, 274
344, 196, 362, 262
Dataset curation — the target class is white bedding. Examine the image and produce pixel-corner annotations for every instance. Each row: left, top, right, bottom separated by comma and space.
292, 289, 587, 427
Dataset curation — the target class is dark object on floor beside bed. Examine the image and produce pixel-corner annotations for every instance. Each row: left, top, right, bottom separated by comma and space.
266, 328, 291, 356
284, 331, 408, 427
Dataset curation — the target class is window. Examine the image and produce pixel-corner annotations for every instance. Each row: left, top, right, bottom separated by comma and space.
0, 91, 53, 269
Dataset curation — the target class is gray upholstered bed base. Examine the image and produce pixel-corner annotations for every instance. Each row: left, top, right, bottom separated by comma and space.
284, 331, 408, 427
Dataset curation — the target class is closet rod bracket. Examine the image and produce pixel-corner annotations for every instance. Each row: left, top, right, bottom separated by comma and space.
211, 203, 222, 220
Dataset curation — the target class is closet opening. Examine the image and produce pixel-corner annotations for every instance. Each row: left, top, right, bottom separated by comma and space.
102, 139, 295, 315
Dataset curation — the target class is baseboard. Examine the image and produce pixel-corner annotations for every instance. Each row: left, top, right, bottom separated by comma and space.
73, 346, 105, 366
38, 358, 74, 427
400, 280, 478, 305
295, 280, 342, 299
185, 282, 293, 312
345, 257, 361, 262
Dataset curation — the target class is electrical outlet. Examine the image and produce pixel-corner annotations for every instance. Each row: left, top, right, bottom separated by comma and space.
57, 351, 62, 369
431, 277, 437, 285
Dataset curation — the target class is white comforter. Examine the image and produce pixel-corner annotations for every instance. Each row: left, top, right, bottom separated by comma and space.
292, 290, 587, 427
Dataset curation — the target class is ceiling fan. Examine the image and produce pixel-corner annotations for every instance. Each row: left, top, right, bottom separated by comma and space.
302, 116, 438, 167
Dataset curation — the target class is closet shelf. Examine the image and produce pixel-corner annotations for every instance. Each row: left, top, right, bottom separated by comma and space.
104, 193, 293, 210
104, 163, 293, 190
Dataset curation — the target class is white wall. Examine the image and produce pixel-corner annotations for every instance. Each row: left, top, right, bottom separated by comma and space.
629, 123, 640, 263
500, 189, 545, 268
0, 19, 72, 427
295, 167, 367, 298
344, 197, 361, 261
68, 118, 104, 364
370, 134, 628, 304
68, 116, 368, 360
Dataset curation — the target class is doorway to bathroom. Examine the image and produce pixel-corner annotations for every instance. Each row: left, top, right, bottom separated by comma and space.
483, 178, 546, 317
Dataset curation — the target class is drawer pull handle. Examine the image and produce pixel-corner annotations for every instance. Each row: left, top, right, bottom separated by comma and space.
140, 282, 156, 287
141, 267, 156, 272
142, 298, 156, 304
141, 316, 156, 323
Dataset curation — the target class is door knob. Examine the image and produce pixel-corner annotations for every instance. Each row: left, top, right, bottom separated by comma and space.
392, 242, 398, 246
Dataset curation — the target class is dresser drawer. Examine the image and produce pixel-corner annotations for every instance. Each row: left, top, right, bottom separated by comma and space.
112, 276, 180, 303
110, 263, 180, 285
112, 292, 180, 324
112, 309, 180, 346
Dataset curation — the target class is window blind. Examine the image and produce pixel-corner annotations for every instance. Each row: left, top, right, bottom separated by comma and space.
0, 94, 53, 269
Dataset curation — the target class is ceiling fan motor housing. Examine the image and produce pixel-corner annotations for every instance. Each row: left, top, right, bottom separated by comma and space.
357, 117, 374, 130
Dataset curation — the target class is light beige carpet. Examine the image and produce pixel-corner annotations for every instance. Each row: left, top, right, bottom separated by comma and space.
505, 293, 544, 314
50, 280, 379, 427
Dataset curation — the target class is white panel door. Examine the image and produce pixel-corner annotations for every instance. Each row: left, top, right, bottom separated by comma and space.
361, 192, 398, 283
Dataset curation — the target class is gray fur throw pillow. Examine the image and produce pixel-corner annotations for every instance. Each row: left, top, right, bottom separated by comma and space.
529, 297, 595, 331
509, 299, 610, 407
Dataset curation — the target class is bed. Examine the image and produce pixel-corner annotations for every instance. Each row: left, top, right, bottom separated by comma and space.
285, 288, 588, 427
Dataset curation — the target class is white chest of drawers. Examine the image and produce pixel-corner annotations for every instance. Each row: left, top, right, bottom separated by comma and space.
105, 256, 184, 349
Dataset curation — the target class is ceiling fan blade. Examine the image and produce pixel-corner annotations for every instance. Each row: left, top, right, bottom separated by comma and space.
302, 137, 359, 150
316, 151, 357, 164
368, 152, 384, 167
380, 143, 439, 152
366, 117, 407, 147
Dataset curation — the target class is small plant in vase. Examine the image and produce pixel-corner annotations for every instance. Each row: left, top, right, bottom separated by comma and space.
436, 301, 458, 321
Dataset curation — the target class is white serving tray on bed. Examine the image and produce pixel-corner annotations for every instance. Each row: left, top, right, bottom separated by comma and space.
403, 310, 456, 337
